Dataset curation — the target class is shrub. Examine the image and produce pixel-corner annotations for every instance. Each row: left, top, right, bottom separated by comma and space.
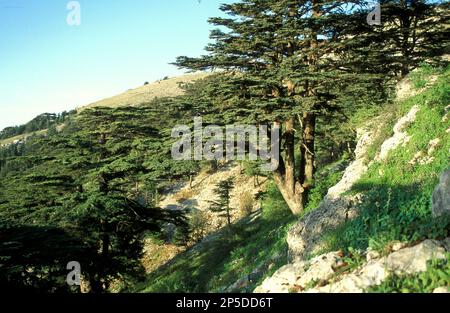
189, 210, 209, 243
174, 188, 196, 203
239, 191, 254, 216
321, 65, 450, 255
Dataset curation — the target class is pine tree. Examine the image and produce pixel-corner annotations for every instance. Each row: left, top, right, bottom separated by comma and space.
0, 105, 189, 292
209, 177, 235, 229
369, 0, 449, 77
174, 0, 387, 214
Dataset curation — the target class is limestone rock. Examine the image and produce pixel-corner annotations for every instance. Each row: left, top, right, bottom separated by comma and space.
432, 170, 450, 218
376, 105, 419, 162
366, 249, 380, 262
287, 196, 360, 261
385, 240, 446, 275
255, 239, 449, 294
254, 252, 343, 293
409, 138, 440, 165
391, 241, 408, 252
287, 126, 374, 261
254, 262, 306, 293
295, 252, 342, 287
433, 287, 449, 293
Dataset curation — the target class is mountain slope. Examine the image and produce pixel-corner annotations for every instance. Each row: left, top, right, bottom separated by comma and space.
80, 72, 209, 110
0, 73, 209, 147
255, 65, 450, 293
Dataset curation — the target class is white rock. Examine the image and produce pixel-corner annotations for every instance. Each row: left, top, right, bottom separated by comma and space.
433, 287, 449, 293
296, 252, 341, 287
391, 241, 407, 252
385, 240, 446, 275
427, 138, 440, 155
254, 262, 305, 293
366, 249, 380, 261
376, 105, 419, 161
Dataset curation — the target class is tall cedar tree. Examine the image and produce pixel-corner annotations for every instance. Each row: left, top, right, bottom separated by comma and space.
209, 177, 235, 229
175, 0, 389, 214
376, 0, 449, 77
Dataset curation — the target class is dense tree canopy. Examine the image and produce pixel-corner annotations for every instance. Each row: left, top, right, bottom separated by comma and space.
0, 0, 447, 292
174, 0, 448, 214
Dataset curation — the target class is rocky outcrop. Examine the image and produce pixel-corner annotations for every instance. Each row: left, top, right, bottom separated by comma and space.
256, 97, 449, 293
254, 251, 343, 293
287, 127, 374, 261
433, 286, 450, 293
432, 170, 450, 218
376, 105, 419, 162
287, 104, 424, 262
255, 239, 449, 293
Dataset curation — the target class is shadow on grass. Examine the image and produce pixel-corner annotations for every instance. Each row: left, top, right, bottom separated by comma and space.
322, 180, 450, 255
132, 201, 294, 293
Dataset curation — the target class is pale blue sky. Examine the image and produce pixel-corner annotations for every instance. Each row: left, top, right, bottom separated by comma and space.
0, 0, 232, 129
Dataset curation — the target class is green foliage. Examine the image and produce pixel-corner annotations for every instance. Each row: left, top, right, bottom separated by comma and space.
0, 105, 189, 292
408, 63, 443, 89
1, 0, 449, 294
133, 183, 294, 293
304, 160, 347, 213
322, 66, 450, 255
209, 177, 235, 228
174, 0, 397, 214
369, 255, 450, 293
0, 224, 87, 292
0, 111, 75, 140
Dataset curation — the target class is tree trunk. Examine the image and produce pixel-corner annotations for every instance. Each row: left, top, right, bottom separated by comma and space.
301, 112, 316, 189
273, 118, 305, 215
226, 191, 231, 228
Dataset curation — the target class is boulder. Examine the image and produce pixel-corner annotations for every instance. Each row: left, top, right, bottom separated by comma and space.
384, 240, 446, 275
433, 287, 449, 293
432, 170, 450, 218
254, 262, 306, 293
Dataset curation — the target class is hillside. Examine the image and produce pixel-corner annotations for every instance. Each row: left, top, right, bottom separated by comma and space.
1, 0, 449, 296
131, 65, 449, 294
80, 72, 209, 110
0, 72, 209, 147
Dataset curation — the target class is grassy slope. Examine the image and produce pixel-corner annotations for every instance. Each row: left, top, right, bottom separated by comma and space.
0, 129, 47, 146
132, 182, 295, 293
132, 66, 448, 294
131, 161, 345, 293
80, 72, 209, 110
0, 73, 209, 146
322, 66, 450, 256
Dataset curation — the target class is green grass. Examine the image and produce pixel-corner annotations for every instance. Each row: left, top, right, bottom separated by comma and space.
304, 159, 347, 213
131, 156, 349, 293
131, 182, 296, 293
408, 63, 444, 89
322, 65, 450, 257
130, 65, 449, 294
369, 254, 450, 293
